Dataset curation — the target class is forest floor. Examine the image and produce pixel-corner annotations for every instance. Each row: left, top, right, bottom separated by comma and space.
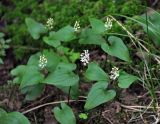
0, 50, 159, 124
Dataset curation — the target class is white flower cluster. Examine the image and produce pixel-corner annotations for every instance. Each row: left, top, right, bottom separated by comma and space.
46, 18, 54, 30
104, 17, 113, 30
80, 50, 90, 66
39, 54, 47, 69
109, 67, 119, 80
74, 21, 80, 32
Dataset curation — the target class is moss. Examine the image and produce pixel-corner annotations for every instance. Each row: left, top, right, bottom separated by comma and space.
1, 0, 145, 59
120, 0, 145, 16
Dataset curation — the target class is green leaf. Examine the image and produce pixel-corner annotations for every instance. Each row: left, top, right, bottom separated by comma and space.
79, 28, 105, 45
43, 63, 79, 87
79, 113, 88, 120
11, 65, 26, 76
0, 112, 30, 124
44, 70, 79, 86
21, 84, 45, 101
135, 11, 160, 45
11, 65, 26, 84
25, 18, 47, 40
13, 77, 20, 84
55, 25, 76, 42
69, 52, 80, 63
0, 108, 7, 118
89, 18, 106, 34
43, 25, 76, 47
53, 103, 76, 124
11, 65, 45, 100
0, 32, 4, 38
56, 46, 80, 62
27, 52, 41, 66
85, 62, 109, 81
11, 65, 44, 88
118, 71, 138, 88
57, 46, 70, 54
43, 31, 61, 48
43, 50, 61, 72
84, 82, 116, 110
101, 36, 131, 62
20, 66, 44, 88
28, 50, 60, 72
56, 62, 76, 71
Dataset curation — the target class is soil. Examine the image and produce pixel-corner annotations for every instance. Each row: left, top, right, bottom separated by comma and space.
0, 49, 159, 124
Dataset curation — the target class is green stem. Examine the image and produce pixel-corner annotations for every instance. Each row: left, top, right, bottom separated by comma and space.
68, 86, 71, 105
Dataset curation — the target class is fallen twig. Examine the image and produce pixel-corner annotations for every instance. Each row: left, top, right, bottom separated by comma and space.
22, 99, 85, 114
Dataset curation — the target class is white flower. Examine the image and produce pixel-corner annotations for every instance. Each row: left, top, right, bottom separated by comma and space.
80, 50, 90, 66
74, 20, 80, 32
104, 17, 112, 30
109, 67, 119, 80
46, 18, 54, 30
39, 54, 47, 69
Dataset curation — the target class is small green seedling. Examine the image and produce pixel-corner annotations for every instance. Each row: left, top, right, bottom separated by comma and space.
79, 113, 88, 120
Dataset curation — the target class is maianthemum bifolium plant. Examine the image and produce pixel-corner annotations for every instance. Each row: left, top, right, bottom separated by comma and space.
7, 16, 141, 124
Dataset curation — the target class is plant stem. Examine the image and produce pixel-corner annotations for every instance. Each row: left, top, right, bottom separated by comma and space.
22, 99, 86, 114
144, 2, 157, 111
68, 86, 71, 105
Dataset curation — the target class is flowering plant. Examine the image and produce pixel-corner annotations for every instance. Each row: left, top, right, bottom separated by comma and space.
11, 17, 139, 124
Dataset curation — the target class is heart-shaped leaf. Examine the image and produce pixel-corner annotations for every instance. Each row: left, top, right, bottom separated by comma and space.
25, 18, 47, 40
89, 18, 106, 34
101, 36, 131, 62
84, 82, 116, 110
43, 63, 79, 87
79, 28, 105, 45
118, 71, 139, 88
0, 112, 30, 124
53, 103, 76, 124
85, 62, 109, 82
